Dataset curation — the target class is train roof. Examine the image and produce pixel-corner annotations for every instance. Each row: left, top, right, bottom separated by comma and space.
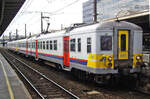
8, 21, 142, 43
36, 30, 66, 39
100, 21, 142, 30
8, 39, 26, 43
70, 21, 142, 34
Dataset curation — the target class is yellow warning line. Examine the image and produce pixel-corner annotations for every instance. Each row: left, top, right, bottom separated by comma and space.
0, 60, 15, 99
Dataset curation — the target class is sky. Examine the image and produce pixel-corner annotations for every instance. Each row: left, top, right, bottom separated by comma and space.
2, 0, 89, 38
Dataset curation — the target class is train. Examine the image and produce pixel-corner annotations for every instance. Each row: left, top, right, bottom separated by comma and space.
7, 20, 145, 83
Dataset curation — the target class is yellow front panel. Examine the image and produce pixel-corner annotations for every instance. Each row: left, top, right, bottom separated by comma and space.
133, 53, 143, 68
118, 30, 129, 60
87, 54, 114, 69
16, 47, 18, 51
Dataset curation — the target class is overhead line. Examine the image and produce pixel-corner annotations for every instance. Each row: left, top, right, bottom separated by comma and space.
51, 0, 80, 13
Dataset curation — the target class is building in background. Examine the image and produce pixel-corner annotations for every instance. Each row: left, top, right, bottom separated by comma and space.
82, 0, 94, 24
83, 0, 149, 23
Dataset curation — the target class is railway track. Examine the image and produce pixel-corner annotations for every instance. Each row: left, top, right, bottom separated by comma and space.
1, 48, 150, 99
1, 50, 80, 99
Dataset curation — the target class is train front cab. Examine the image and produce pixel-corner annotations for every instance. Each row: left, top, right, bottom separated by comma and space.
87, 21, 143, 77
114, 28, 143, 75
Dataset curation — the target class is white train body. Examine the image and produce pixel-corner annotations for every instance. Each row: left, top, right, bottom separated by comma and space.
7, 21, 143, 76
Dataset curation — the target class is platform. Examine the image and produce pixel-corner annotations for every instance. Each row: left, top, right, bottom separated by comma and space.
0, 53, 32, 99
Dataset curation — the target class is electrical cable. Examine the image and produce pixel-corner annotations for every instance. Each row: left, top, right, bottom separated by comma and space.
51, 0, 80, 13
4, 0, 82, 36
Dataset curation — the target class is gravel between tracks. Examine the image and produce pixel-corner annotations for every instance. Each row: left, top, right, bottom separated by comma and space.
1, 49, 150, 99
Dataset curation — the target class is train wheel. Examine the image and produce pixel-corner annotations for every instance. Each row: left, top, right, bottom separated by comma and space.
108, 75, 119, 87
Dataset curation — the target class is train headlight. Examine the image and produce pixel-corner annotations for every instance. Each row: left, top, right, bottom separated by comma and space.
108, 56, 112, 61
136, 56, 141, 60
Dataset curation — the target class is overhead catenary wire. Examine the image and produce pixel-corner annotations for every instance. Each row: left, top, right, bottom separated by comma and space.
4, 0, 83, 37
51, 0, 80, 13
22, 0, 81, 29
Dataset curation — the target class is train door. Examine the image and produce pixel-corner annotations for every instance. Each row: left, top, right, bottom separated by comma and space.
26, 40, 28, 57
118, 30, 129, 60
35, 40, 38, 60
63, 36, 70, 67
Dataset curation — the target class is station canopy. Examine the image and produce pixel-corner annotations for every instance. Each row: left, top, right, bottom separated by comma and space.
104, 11, 149, 33
0, 0, 25, 37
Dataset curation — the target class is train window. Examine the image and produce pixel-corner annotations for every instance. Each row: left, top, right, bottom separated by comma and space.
32, 42, 33, 48
31, 43, 33, 48
29, 43, 31, 48
101, 36, 112, 51
70, 39, 75, 52
33, 42, 35, 49
46, 41, 49, 50
54, 40, 57, 50
34, 42, 36, 49
37, 42, 39, 49
43, 41, 45, 49
32, 42, 34, 48
121, 34, 126, 51
40, 41, 42, 49
78, 38, 81, 52
39, 42, 40, 49
50, 41, 53, 50
87, 38, 91, 53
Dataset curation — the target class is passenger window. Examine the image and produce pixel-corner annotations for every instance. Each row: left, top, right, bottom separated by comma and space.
34, 42, 35, 49
43, 41, 45, 49
54, 40, 57, 50
50, 41, 53, 50
37, 42, 39, 49
121, 34, 126, 51
70, 39, 75, 52
32, 42, 34, 48
40, 41, 42, 49
78, 38, 81, 52
46, 41, 49, 50
101, 36, 112, 51
87, 38, 91, 53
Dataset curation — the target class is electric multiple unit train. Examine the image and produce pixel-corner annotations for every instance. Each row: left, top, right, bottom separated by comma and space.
7, 21, 144, 82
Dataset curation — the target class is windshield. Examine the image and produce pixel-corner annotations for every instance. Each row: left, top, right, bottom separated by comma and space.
101, 36, 112, 51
